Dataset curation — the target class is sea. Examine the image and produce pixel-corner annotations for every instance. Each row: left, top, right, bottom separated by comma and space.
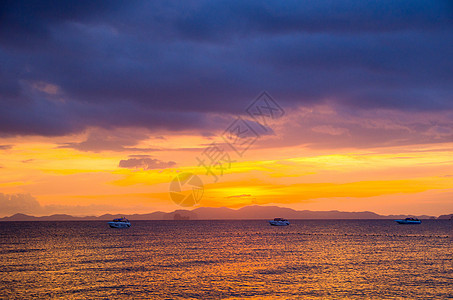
0, 220, 452, 299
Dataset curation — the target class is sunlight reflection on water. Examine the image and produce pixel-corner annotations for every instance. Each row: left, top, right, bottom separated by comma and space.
0, 220, 452, 299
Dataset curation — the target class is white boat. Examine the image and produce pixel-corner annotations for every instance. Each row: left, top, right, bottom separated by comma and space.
269, 218, 290, 226
108, 217, 131, 228
395, 217, 421, 224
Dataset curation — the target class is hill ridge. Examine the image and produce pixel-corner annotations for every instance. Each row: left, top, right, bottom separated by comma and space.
0, 205, 444, 221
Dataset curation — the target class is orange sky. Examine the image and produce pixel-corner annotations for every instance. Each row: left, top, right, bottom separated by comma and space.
1, 104, 452, 217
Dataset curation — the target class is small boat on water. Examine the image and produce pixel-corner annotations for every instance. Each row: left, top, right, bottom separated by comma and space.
108, 217, 131, 228
395, 217, 421, 224
269, 218, 290, 226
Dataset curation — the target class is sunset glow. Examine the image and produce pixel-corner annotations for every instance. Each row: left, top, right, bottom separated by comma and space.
1, 1, 452, 218
1, 2, 453, 299
1, 121, 452, 216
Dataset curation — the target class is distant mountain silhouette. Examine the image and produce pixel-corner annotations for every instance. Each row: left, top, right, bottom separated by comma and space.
0, 205, 444, 221
438, 213, 453, 220
192, 205, 435, 220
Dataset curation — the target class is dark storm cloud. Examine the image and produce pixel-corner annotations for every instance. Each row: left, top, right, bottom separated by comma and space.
0, 0, 129, 48
172, 0, 452, 39
0, 0, 452, 136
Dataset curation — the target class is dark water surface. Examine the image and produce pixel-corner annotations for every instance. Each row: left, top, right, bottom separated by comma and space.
0, 220, 452, 299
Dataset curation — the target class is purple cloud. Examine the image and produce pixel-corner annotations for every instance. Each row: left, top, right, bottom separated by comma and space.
118, 157, 176, 170
0, 0, 451, 138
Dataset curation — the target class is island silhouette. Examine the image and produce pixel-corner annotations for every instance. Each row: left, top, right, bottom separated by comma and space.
1, 205, 450, 221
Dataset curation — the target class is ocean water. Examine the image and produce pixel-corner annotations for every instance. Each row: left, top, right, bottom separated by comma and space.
0, 220, 452, 299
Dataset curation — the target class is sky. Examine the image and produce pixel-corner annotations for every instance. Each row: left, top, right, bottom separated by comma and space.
0, 0, 452, 217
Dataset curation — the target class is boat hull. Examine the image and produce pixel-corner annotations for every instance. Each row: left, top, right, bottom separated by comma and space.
395, 220, 421, 224
108, 221, 131, 228
269, 221, 290, 226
